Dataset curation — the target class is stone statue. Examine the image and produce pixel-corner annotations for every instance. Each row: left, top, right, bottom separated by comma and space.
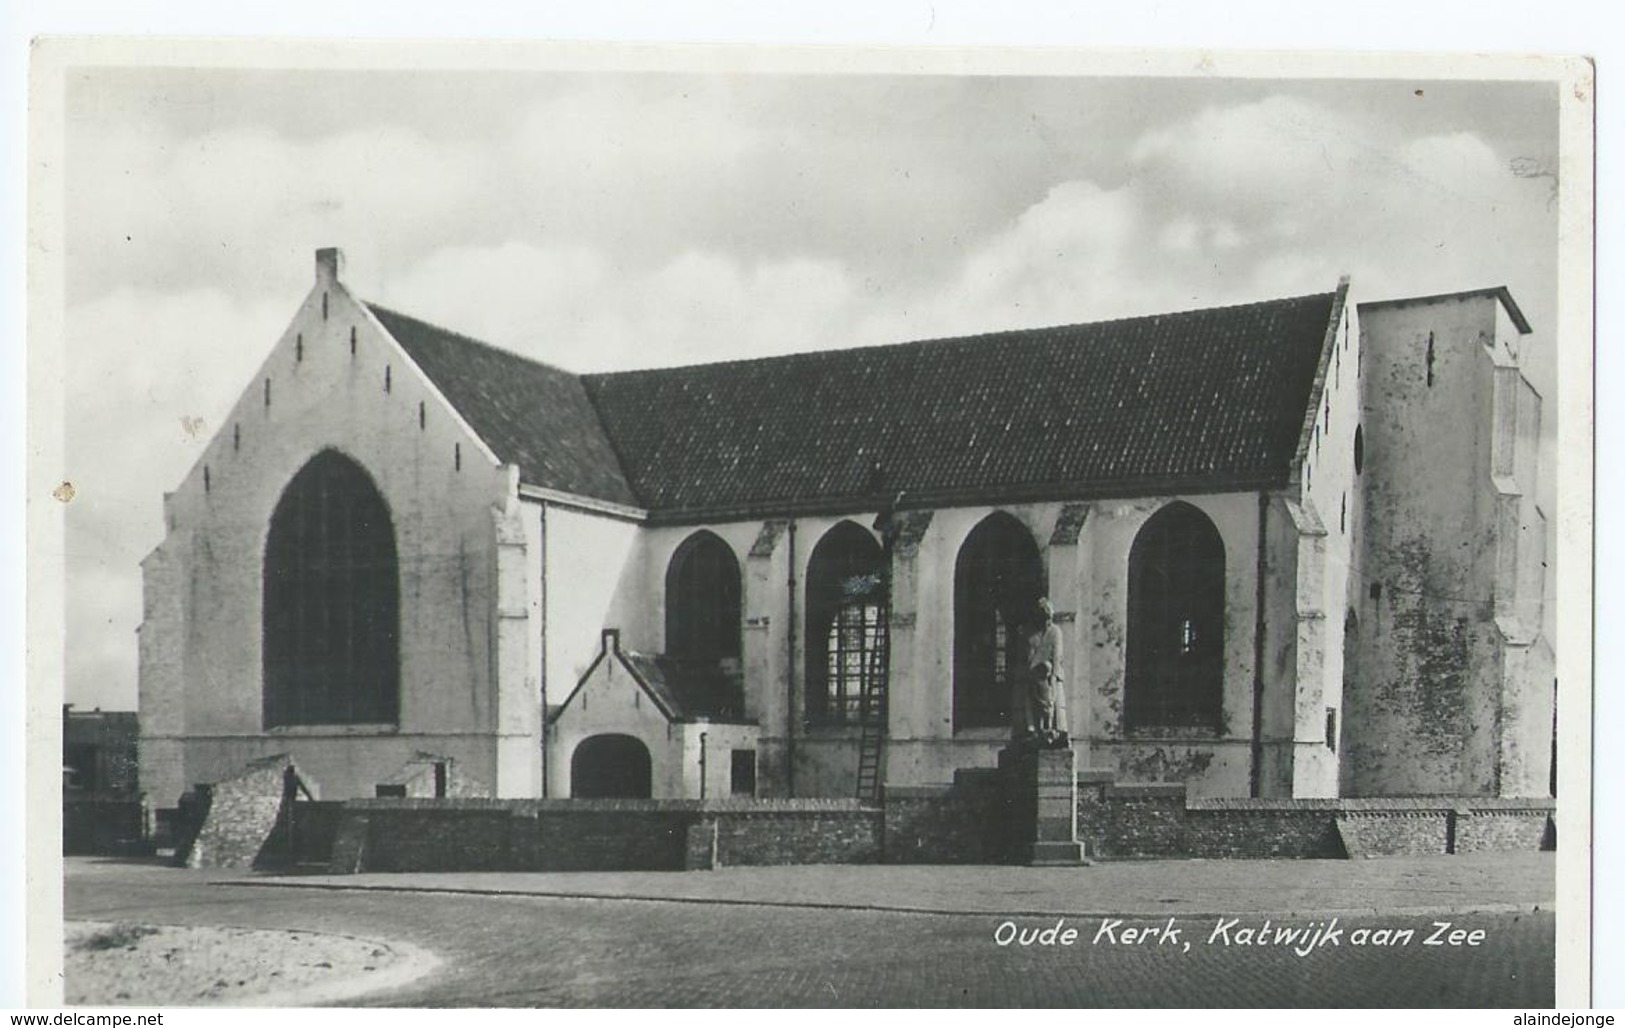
1024, 598, 1070, 749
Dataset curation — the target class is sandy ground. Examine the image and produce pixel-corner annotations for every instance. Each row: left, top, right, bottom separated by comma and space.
65, 920, 439, 1006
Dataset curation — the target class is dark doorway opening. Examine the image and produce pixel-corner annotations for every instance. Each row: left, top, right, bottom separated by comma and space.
571, 734, 653, 799
730, 749, 757, 797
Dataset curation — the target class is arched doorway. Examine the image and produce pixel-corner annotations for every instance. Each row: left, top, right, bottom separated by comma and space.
263, 449, 399, 727
571, 734, 653, 798
953, 512, 1046, 731
1125, 501, 1226, 729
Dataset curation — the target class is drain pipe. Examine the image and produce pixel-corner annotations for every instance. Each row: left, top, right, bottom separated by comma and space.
1249, 492, 1269, 798
539, 503, 550, 798
786, 518, 798, 797
699, 730, 709, 800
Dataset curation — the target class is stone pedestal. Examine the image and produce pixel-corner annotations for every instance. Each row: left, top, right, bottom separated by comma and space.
998, 744, 1089, 866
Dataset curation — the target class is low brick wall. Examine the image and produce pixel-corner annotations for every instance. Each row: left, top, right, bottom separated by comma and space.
358, 805, 515, 872
337, 798, 883, 873
1075, 782, 1553, 861
1335, 806, 1450, 857
1076, 783, 1187, 858
255, 800, 345, 868
883, 771, 1009, 864
1453, 803, 1556, 854
324, 783, 1556, 872
510, 806, 691, 872
709, 801, 882, 866
1186, 802, 1344, 858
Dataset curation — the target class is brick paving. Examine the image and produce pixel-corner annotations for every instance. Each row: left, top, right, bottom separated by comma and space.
242, 849, 1556, 917
65, 855, 1555, 1007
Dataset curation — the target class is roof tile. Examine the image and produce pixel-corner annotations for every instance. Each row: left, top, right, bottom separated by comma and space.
369, 291, 1337, 519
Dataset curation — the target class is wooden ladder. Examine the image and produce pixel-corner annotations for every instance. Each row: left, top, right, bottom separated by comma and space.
855, 602, 890, 802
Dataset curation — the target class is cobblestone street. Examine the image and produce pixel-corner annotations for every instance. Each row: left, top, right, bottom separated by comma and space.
65, 856, 1555, 1007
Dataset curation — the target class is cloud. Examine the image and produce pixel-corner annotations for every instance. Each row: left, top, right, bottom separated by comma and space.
68, 122, 488, 304
379, 242, 860, 370
63, 287, 289, 706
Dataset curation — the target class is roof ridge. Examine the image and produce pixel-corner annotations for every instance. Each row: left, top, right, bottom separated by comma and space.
582, 289, 1340, 379
364, 301, 584, 377
367, 288, 1337, 383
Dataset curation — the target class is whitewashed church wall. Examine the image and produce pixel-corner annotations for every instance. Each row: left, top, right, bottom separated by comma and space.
1077, 493, 1271, 798
1284, 296, 1363, 798
138, 256, 518, 803
616, 495, 1304, 799
1347, 293, 1551, 797
541, 505, 647, 709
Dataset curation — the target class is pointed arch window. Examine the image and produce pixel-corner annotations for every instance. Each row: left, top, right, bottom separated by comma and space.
1126, 502, 1226, 730
665, 531, 742, 662
263, 450, 399, 727
805, 521, 884, 725
953, 512, 1045, 731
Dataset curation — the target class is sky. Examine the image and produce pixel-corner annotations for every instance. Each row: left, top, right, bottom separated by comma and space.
56, 61, 1564, 712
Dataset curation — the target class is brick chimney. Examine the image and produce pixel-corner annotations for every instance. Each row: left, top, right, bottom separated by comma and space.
315, 247, 345, 286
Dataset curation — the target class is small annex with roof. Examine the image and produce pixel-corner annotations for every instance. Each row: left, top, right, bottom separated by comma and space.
137, 249, 1554, 811
548, 628, 757, 799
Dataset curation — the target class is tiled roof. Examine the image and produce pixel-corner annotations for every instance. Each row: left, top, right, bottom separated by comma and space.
621, 653, 750, 724
367, 304, 639, 507
370, 290, 1339, 518
583, 291, 1340, 518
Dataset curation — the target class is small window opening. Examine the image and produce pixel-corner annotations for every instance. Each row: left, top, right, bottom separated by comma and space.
264, 377, 272, 408
295, 334, 303, 362
322, 292, 329, 320
1325, 707, 1338, 751
375, 784, 407, 798
1324, 395, 1330, 431
418, 401, 426, 430
233, 423, 240, 452
454, 442, 461, 471
730, 750, 757, 797
203, 465, 211, 493
1354, 425, 1365, 474
1340, 493, 1347, 534
432, 761, 448, 798
384, 365, 392, 393
1369, 582, 1382, 601
349, 326, 357, 355
1425, 332, 1436, 387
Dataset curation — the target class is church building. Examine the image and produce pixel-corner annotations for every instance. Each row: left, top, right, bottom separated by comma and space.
136, 248, 1553, 808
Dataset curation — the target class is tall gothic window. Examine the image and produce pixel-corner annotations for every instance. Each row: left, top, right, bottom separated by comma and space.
1125, 501, 1226, 730
805, 521, 884, 725
953, 512, 1045, 731
665, 531, 742, 661
263, 450, 399, 727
